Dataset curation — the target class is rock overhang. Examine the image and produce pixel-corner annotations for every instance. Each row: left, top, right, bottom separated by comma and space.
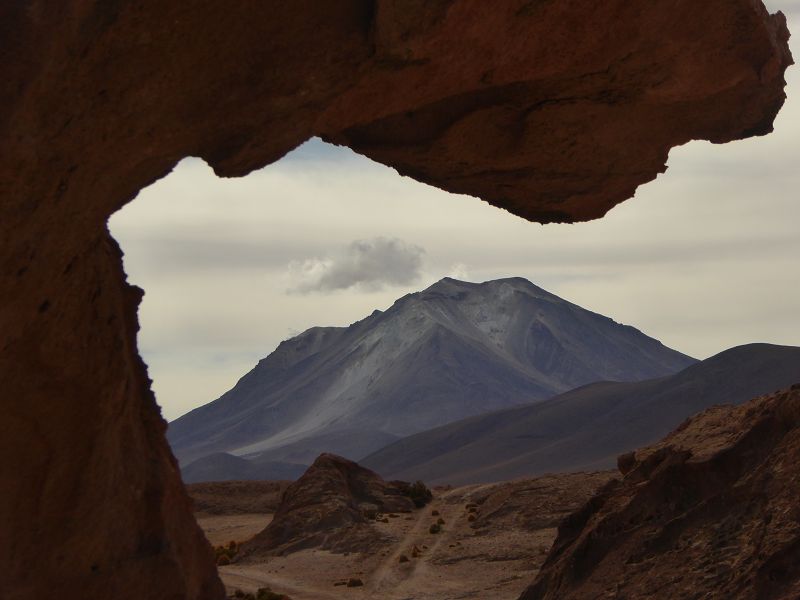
0, 2, 793, 600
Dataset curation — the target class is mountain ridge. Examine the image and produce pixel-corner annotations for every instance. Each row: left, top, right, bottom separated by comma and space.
168, 277, 696, 474
361, 343, 800, 485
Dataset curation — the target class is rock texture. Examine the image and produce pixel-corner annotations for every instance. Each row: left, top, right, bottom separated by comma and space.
187, 481, 292, 516
0, 2, 791, 600
521, 385, 800, 600
467, 472, 616, 536
169, 277, 695, 471
239, 454, 416, 557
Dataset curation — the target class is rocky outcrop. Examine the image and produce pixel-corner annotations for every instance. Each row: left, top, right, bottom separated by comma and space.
468, 472, 616, 534
0, 3, 791, 599
239, 454, 416, 557
521, 385, 800, 600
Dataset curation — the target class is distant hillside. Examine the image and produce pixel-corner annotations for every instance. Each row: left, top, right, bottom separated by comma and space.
168, 277, 695, 476
181, 453, 307, 484
186, 480, 291, 515
362, 344, 800, 485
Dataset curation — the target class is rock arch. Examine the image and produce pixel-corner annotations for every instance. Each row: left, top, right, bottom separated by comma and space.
0, 2, 791, 599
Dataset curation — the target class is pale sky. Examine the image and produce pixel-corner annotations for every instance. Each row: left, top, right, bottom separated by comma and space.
110, 2, 799, 421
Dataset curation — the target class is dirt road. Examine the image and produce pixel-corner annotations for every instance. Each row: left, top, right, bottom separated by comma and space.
216, 484, 553, 600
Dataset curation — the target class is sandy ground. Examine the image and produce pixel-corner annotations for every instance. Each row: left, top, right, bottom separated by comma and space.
202, 484, 561, 600
196, 513, 273, 547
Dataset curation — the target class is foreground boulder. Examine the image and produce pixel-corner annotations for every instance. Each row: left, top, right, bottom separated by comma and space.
521, 385, 800, 600
239, 454, 418, 557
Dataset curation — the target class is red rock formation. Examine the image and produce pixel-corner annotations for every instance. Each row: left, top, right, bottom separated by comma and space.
521, 385, 800, 600
467, 472, 616, 533
239, 454, 416, 557
0, 3, 791, 599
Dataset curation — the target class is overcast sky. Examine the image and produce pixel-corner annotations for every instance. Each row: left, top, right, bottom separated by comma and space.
110, 2, 799, 421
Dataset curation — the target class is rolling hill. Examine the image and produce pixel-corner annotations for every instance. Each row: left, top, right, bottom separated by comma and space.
361, 343, 800, 485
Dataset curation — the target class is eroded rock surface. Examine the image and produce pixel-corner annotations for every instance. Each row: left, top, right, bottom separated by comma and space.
187, 481, 292, 516
239, 454, 416, 557
521, 385, 800, 600
0, 2, 792, 599
467, 472, 616, 536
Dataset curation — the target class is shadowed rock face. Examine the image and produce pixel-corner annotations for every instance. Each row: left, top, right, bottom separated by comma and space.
239, 454, 416, 558
0, 2, 791, 599
521, 385, 800, 600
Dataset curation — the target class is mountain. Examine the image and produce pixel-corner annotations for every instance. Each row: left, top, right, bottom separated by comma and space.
168, 277, 695, 473
361, 344, 800, 485
180, 453, 307, 484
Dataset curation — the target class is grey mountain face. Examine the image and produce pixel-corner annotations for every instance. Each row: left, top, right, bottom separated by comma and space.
362, 344, 800, 486
168, 277, 695, 476
180, 453, 307, 484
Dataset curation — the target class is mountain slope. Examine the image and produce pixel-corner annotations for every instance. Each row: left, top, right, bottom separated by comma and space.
180, 453, 308, 484
362, 344, 800, 485
168, 277, 695, 470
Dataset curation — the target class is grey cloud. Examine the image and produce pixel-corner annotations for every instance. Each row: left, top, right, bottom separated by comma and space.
289, 237, 425, 293
119, 234, 333, 276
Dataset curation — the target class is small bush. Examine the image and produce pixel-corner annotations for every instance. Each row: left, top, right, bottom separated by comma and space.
406, 481, 433, 508
256, 587, 291, 600
411, 545, 421, 558
347, 578, 364, 587
398, 554, 409, 563
431, 509, 440, 516
214, 541, 239, 565
429, 523, 442, 534
233, 590, 246, 599
437, 517, 445, 525
468, 514, 477, 522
